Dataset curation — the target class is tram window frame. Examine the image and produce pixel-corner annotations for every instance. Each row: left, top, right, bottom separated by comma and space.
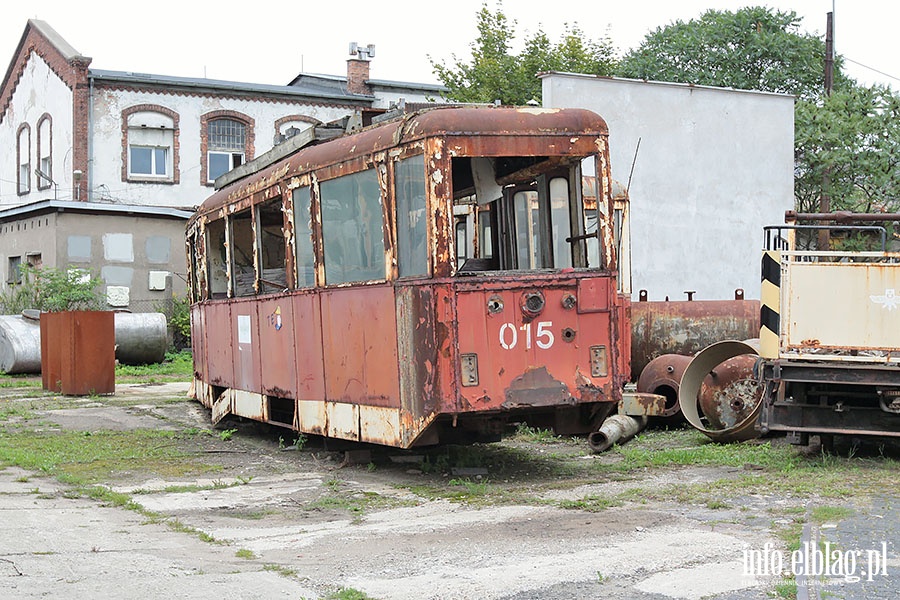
395, 154, 429, 278
230, 209, 256, 297
319, 168, 386, 286
292, 185, 316, 288
205, 219, 228, 299
256, 197, 288, 294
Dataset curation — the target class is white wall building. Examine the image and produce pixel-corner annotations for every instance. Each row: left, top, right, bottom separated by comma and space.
542, 73, 795, 301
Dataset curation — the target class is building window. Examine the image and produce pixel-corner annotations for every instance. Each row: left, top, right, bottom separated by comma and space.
17, 124, 30, 195
207, 119, 245, 182
130, 146, 168, 176
7, 256, 21, 284
122, 106, 179, 184
37, 115, 52, 190
201, 111, 253, 186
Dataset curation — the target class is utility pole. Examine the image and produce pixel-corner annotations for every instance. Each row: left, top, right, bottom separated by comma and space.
818, 11, 834, 250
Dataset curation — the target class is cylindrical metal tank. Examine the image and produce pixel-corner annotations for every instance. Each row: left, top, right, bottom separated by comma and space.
0, 314, 42, 374
630, 296, 760, 381
636, 353, 693, 419
0, 311, 169, 374
114, 312, 168, 365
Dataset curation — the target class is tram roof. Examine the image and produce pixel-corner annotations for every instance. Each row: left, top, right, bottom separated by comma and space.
193, 106, 608, 218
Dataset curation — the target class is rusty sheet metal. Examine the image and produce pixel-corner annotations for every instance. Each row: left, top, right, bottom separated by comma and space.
255, 297, 296, 398
40, 311, 115, 396
635, 354, 693, 418
619, 392, 668, 417
231, 300, 262, 393
453, 273, 619, 414
190, 107, 608, 223
291, 292, 326, 400
630, 298, 760, 381
396, 283, 439, 419
203, 302, 235, 387
190, 303, 206, 384
320, 285, 400, 408
698, 354, 764, 430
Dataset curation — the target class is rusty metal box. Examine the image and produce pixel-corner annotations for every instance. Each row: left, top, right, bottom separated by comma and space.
41, 311, 115, 395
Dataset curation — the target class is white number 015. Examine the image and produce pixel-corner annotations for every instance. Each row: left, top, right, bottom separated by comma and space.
499, 321, 554, 350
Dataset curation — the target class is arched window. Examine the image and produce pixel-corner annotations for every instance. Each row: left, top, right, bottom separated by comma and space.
37, 115, 52, 190
16, 124, 30, 195
122, 105, 179, 183
201, 111, 253, 185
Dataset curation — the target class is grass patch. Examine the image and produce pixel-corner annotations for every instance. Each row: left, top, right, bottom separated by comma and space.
559, 495, 623, 512
263, 563, 300, 578
810, 505, 854, 523
325, 588, 377, 600
114, 350, 193, 382
235, 548, 256, 559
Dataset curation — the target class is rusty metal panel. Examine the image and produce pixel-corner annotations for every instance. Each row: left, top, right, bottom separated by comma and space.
326, 401, 360, 441
785, 262, 900, 353
576, 277, 610, 313
190, 303, 206, 383
256, 298, 296, 398
298, 399, 326, 436
396, 284, 438, 420
231, 301, 261, 393
320, 285, 400, 407
454, 276, 616, 413
40, 311, 115, 396
359, 405, 402, 446
204, 302, 235, 387
630, 299, 760, 380
291, 292, 326, 400
232, 389, 265, 421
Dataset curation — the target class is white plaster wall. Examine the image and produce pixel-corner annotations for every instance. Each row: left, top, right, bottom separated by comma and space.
0, 53, 73, 206
89, 88, 357, 209
542, 74, 795, 301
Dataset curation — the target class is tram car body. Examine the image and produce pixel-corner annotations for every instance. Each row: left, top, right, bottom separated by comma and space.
186, 106, 630, 448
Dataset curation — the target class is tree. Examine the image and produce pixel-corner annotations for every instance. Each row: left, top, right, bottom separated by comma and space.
616, 6, 840, 100
794, 85, 900, 215
430, 2, 616, 105
0, 265, 104, 314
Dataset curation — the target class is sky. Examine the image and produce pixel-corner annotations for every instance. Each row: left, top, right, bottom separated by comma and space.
1, 1, 896, 90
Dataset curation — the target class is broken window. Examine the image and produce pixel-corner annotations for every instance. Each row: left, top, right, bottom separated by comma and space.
230, 209, 255, 297
453, 156, 586, 274
256, 198, 287, 294
206, 219, 228, 299
320, 169, 384, 285
7, 256, 21, 285
292, 186, 315, 287
395, 155, 428, 277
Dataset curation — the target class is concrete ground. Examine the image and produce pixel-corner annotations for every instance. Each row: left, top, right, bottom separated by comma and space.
0, 382, 895, 600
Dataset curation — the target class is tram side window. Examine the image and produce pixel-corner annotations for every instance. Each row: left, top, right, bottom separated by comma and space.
257, 197, 287, 294
395, 155, 428, 277
292, 186, 315, 287
231, 209, 255, 297
320, 169, 385, 285
206, 219, 228, 299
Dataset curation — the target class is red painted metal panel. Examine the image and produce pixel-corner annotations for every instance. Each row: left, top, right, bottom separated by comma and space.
576, 277, 610, 313
231, 300, 261, 393
40, 311, 115, 395
453, 276, 617, 413
321, 285, 400, 407
255, 298, 296, 398
292, 292, 326, 400
204, 302, 234, 387
190, 304, 206, 382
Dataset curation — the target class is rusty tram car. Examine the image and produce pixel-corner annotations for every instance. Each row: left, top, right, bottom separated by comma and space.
186, 106, 633, 448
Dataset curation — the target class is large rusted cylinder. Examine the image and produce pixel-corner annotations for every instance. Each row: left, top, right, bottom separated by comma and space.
0, 314, 42, 374
114, 312, 168, 365
630, 298, 760, 381
678, 340, 763, 442
589, 414, 648, 452
636, 354, 693, 419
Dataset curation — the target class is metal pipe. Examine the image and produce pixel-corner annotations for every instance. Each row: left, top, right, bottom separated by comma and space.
588, 414, 648, 453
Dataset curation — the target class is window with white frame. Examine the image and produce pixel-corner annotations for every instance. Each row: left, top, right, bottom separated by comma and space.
37, 116, 52, 190
17, 125, 30, 195
207, 118, 245, 182
126, 111, 174, 181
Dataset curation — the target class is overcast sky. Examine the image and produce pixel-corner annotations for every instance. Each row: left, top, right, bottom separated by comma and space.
1, 1, 896, 90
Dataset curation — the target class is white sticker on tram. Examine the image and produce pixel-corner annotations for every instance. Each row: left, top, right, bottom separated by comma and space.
237, 314, 252, 344
499, 321, 554, 350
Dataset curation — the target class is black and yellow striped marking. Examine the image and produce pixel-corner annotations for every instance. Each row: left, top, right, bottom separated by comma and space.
760, 250, 781, 358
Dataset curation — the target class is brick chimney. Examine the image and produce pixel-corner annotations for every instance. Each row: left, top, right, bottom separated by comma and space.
347, 42, 374, 95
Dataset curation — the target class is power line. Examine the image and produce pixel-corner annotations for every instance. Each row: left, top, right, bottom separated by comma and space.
844, 57, 900, 84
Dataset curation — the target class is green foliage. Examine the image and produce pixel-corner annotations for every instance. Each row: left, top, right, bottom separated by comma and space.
616, 6, 841, 100
794, 85, 900, 215
0, 265, 104, 314
430, 1, 616, 105
168, 294, 191, 350
114, 350, 193, 381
